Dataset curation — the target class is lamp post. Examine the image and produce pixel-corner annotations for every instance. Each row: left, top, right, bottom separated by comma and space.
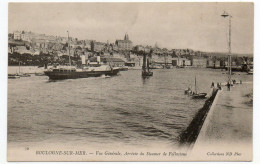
221, 11, 232, 87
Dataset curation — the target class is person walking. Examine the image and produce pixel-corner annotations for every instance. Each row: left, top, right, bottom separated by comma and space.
227, 82, 231, 91
211, 82, 215, 88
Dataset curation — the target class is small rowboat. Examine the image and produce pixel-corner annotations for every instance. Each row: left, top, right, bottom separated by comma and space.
192, 93, 207, 99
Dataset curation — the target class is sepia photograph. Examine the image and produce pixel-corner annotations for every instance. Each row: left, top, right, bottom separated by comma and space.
6, 2, 254, 161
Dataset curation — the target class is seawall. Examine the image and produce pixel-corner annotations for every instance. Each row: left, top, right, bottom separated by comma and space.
179, 88, 219, 148
190, 84, 253, 161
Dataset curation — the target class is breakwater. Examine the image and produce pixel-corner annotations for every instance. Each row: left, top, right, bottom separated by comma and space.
179, 88, 219, 148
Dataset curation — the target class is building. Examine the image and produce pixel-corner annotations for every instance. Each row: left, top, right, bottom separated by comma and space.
115, 33, 133, 51
89, 56, 125, 67
13, 31, 22, 40
8, 33, 14, 40
215, 60, 220, 67
207, 59, 215, 68
172, 57, 191, 66
83, 40, 92, 50
91, 41, 106, 52
21, 31, 31, 42
191, 57, 207, 68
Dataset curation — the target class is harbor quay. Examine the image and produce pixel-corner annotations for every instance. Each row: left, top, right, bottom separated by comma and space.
191, 83, 253, 161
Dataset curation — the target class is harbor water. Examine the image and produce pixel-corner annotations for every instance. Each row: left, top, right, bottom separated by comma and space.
8, 68, 253, 148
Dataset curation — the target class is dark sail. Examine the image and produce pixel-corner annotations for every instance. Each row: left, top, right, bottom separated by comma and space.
142, 52, 153, 77
142, 53, 147, 71
147, 57, 150, 72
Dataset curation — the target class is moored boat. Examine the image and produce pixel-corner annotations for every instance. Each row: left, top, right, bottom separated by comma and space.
142, 53, 153, 77
35, 73, 46, 76
18, 73, 31, 77
118, 66, 128, 71
192, 93, 207, 99
191, 76, 207, 99
8, 74, 20, 79
247, 69, 253, 75
44, 65, 120, 80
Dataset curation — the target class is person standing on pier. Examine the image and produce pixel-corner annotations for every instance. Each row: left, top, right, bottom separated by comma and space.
227, 82, 231, 91
211, 82, 214, 88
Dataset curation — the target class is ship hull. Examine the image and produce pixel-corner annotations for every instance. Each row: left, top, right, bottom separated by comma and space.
44, 69, 120, 80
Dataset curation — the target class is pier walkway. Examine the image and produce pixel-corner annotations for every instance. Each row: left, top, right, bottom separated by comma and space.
192, 83, 253, 161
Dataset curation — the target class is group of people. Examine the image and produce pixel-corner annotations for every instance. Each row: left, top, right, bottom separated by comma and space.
211, 79, 242, 91
211, 82, 222, 90
184, 86, 194, 95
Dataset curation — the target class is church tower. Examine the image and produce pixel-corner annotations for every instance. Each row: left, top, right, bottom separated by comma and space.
124, 33, 129, 40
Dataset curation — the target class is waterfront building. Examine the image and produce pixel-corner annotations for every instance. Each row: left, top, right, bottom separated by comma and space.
171, 57, 191, 66
89, 56, 125, 67
115, 33, 133, 51
220, 60, 226, 67
191, 56, 207, 68
215, 60, 221, 67
207, 59, 215, 68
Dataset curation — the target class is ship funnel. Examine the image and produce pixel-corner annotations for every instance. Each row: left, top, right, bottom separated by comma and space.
97, 56, 101, 64
85, 53, 89, 65
81, 55, 86, 65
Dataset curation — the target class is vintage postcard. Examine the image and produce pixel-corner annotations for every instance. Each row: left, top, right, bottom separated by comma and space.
7, 2, 253, 161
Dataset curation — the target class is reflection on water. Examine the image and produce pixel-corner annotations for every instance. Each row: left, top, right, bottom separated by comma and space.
8, 68, 253, 147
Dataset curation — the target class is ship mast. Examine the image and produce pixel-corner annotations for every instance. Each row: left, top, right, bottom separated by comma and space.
195, 76, 197, 94
142, 52, 147, 72
19, 61, 21, 74
147, 57, 150, 72
67, 31, 71, 69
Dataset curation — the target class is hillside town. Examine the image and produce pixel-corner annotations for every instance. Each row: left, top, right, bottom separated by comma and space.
8, 30, 253, 71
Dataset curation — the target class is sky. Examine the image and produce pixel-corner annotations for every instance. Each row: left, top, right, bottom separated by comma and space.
8, 2, 254, 54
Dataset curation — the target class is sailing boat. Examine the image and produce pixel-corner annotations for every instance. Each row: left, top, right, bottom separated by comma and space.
192, 76, 207, 99
8, 61, 30, 79
17, 61, 31, 77
142, 53, 153, 77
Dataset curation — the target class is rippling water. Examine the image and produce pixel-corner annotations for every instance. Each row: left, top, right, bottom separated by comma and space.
8, 68, 253, 147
